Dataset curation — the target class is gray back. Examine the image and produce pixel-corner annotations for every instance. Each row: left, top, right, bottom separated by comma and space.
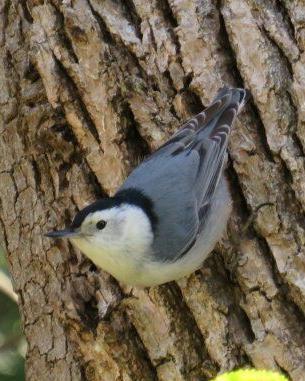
120, 88, 248, 261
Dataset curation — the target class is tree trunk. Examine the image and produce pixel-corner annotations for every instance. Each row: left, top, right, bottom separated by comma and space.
1, 0, 305, 380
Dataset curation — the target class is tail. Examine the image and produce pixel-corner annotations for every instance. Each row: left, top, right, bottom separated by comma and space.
212, 86, 250, 114
185, 87, 249, 213
151, 86, 249, 157
194, 86, 249, 140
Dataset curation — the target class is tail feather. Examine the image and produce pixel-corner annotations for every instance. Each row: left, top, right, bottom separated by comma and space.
213, 86, 250, 113
147, 86, 249, 160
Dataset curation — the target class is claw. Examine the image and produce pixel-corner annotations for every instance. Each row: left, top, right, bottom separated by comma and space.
239, 202, 274, 238
229, 201, 274, 255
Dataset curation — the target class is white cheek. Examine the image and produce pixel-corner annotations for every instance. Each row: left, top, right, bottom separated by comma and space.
101, 219, 125, 246
70, 205, 154, 285
95, 207, 153, 253
121, 208, 154, 252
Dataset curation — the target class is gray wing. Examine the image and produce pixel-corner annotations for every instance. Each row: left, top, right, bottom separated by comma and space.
119, 87, 249, 262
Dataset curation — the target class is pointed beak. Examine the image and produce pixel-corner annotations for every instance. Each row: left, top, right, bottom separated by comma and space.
45, 229, 78, 239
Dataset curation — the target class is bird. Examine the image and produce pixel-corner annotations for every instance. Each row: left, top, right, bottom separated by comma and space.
46, 87, 249, 287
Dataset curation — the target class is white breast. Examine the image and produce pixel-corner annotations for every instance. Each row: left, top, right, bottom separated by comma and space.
127, 176, 232, 286
70, 178, 231, 287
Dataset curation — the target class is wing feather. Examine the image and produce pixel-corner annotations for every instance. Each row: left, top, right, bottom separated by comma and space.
119, 87, 249, 261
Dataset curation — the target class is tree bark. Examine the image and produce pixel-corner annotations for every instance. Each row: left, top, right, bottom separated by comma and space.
1, 0, 305, 380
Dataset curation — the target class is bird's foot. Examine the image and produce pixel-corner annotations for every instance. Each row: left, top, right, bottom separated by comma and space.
227, 202, 273, 273
230, 202, 273, 247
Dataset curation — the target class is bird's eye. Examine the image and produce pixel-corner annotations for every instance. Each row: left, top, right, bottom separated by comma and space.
96, 220, 107, 230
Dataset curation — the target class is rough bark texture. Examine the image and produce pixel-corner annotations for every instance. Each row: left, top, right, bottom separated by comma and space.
1, 0, 305, 380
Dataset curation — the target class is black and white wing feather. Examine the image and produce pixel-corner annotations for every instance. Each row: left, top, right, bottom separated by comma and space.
119, 87, 249, 261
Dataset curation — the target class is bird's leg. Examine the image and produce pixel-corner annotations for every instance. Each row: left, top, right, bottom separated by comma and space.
239, 202, 274, 239
230, 202, 273, 246
105, 286, 156, 317
227, 202, 273, 273
97, 287, 138, 320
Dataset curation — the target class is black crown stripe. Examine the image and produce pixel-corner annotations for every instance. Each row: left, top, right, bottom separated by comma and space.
70, 187, 158, 233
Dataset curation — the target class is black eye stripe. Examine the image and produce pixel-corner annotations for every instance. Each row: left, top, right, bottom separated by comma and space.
96, 220, 107, 230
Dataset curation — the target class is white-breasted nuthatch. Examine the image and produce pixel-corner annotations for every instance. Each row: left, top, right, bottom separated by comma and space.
46, 87, 249, 286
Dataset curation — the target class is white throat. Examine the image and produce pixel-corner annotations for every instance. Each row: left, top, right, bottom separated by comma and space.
70, 204, 154, 284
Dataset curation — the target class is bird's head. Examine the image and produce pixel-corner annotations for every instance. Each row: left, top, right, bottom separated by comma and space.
45, 189, 157, 260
